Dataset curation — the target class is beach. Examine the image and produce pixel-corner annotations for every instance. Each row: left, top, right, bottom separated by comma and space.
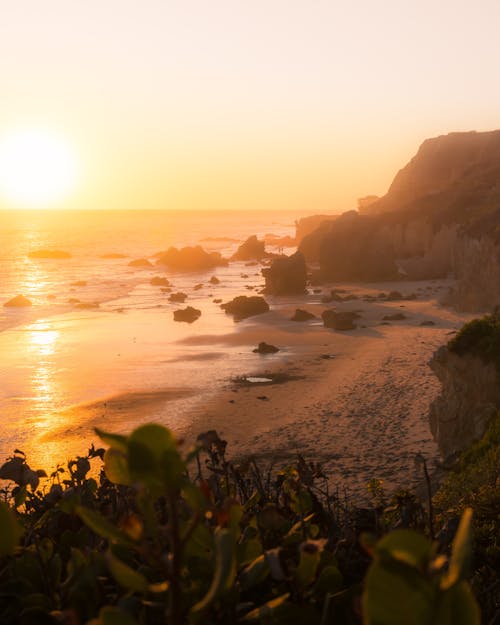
0, 271, 473, 503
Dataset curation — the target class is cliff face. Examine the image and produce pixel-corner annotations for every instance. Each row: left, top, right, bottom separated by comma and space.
300, 130, 500, 311
429, 346, 500, 459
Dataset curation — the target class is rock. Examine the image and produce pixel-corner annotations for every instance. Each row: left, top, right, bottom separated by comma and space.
322, 310, 359, 331
420, 320, 436, 326
264, 234, 296, 247
128, 258, 153, 268
4, 294, 32, 307
193, 283, 203, 291
213, 298, 222, 304
429, 344, 500, 459
209, 276, 220, 284
70, 280, 87, 287
156, 246, 226, 271
161, 287, 172, 293
150, 276, 170, 287
386, 291, 403, 301
291, 308, 316, 322
382, 312, 407, 321
231, 235, 266, 260
262, 251, 307, 295
253, 342, 280, 354
169, 292, 187, 303
173, 306, 201, 323
221, 295, 270, 321
28, 249, 71, 259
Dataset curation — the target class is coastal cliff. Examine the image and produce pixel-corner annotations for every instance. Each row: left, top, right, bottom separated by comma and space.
300, 130, 500, 311
428, 311, 500, 459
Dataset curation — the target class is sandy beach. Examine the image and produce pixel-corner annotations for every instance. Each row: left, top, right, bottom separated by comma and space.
0, 275, 473, 503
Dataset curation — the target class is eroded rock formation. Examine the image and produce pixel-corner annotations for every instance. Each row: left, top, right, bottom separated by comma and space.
262, 251, 307, 295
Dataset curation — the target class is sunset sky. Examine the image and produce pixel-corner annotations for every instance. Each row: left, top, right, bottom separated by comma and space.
1, 0, 500, 211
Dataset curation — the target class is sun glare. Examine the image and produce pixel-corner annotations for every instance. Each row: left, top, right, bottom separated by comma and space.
0, 129, 77, 208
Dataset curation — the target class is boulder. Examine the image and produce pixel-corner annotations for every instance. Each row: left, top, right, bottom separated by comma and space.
209, 276, 220, 284
128, 258, 153, 268
221, 295, 270, 321
169, 292, 187, 303
173, 306, 201, 323
156, 246, 226, 271
291, 308, 316, 322
382, 313, 407, 321
4, 294, 32, 307
253, 342, 280, 354
150, 276, 170, 287
322, 310, 358, 331
231, 235, 266, 261
262, 251, 307, 295
28, 249, 71, 259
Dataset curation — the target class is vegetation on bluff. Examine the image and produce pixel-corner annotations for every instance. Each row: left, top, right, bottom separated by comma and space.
448, 308, 500, 372
0, 423, 486, 625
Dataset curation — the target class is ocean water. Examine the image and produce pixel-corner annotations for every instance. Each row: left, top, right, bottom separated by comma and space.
0, 209, 324, 469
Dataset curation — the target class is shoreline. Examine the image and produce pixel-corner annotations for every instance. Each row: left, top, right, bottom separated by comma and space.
1, 277, 474, 503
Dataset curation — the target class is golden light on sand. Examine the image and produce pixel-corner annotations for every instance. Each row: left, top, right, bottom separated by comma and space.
0, 129, 78, 208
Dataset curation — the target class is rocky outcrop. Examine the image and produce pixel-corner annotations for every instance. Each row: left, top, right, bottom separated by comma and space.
298, 130, 500, 310
150, 276, 170, 286
291, 308, 316, 322
262, 251, 307, 295
253, 342, 279, 354
231, 236, 266, 261
4, 294, 32, 307
322, 310, 359, 331
156, 246, 227, 272
173, 306, 201, 323
295, 214, 337, 244
221, 296, 270, 321
429, 346, 500, 459
128, 258, 153, 268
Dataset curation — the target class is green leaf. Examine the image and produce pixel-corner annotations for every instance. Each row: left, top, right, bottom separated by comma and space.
294, 540, 325, 589
240, 554, 270, 590
103, 448, 131, 486
128, 423, 176, 460
106, 552, 149, 593
95, 428, 128, 453
239, 593, 290, 622
190, 528, 236, 618
0, 501, 23, 556
363, 557, 436, 625
98, 606, 139, 625
75, 505, 133, 546
436, 581, 480, 625
441, 508, 473, 590
375, 529, 434, 570
313, 565, 343, 598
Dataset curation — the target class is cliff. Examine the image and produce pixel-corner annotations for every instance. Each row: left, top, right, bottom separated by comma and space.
428, 311, 500, 459
299, 130, 500, 311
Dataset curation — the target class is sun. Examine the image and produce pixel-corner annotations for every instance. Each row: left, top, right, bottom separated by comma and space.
0, 129, 78, 208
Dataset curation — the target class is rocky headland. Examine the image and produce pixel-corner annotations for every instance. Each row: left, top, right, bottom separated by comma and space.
299, 130, 500, 312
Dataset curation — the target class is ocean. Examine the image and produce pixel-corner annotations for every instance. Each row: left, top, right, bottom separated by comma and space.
0, 208, 325, 469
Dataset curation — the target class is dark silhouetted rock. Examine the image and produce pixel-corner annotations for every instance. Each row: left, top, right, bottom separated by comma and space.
156, 246, 226, 271
253, 342, 280, 354
193, 283, 203, 291
322, 310, 359, 331
173, 306, 201, 323
28, 249, 71, 259
386, 291, 403, 301
169, 292, 187, 303
382, 312, 407, 321
150, 276, 170, 287
291, 308, 316, 322
128, 258, 153, 268
221, 295, 270, 320
4, 294, 32, 307
420, 320, 436, 326
262, 251, 307, 295
209, 276, 220, 284
231, 235, 266, 260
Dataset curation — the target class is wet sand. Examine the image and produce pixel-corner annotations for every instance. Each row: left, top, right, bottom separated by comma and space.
1, 277, 473, 502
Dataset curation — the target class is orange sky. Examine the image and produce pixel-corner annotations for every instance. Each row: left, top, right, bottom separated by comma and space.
1, 1, 500, 211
